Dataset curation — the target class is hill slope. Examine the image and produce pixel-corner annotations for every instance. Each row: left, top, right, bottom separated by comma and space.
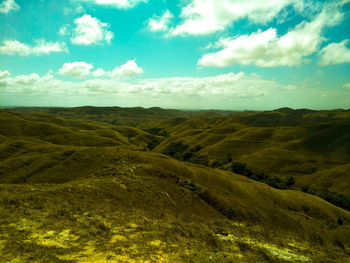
141, 109, 350, 198
0, 108, 350, 262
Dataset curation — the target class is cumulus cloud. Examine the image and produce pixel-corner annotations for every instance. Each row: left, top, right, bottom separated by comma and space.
71, 14, 114, 45
0, 71, 57, 93
1, 69, 287, 102
0, 70, 10, 79
319, 40, 350, 66
58, 25, 70, 36
92, 68, 106, 77
63, 3, 85, 15
77, 0, 147, 9
148, 10, 173, 32
0, 0, 19, 14
59, 62, 93, 78
0, 39, 68, 56
57, 60, 143, 79
169, 0, 304, 36
110, 60, 143, 78
131, 72, 275, 98
198, 7, 344, 67
14, 73, 41, 85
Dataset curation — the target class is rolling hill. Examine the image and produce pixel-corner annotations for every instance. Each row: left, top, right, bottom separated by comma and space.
140, 109, 350, 198
0, 107, 349, 262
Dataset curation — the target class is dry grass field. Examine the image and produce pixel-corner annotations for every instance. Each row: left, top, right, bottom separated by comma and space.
0, 107, 349, 262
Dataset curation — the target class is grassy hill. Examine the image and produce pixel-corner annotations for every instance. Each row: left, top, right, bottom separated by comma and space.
0, 107, 350, 262
7, 106, 198, 126
141, 109, 350, 199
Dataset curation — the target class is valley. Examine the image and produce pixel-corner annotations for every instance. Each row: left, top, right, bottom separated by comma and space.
0, 107, 349, 262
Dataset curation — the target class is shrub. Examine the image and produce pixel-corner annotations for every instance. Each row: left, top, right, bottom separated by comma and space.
302, 204, 310, 213
192, 145, 202, 152
145, 128, 169, 137
226, 154, 232, 163
231, 162, 252, 177
230, 162, 291, 189
163, 142, 189, 159
285, 176, 295, 187
301, 185, 310, 193
177, 177, 201, 193
199, 189, 235, 220
319, 190, 350, 211
211, 160, 223, 168
182, 151, 194, 161
147, 138, 162, 150
337, 218, 343, 226
163, 142, 209, 165
188, 155, 209, 166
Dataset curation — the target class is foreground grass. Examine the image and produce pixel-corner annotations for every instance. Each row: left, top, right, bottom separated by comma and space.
0, 166, 349, 262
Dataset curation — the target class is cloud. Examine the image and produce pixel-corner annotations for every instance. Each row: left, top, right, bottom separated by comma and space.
71, 14, 114, 45
0, 0, 19, 14
148, 10, 173, 32
343, 83, 350, 90
0, 39, 68, 56
0, 70, 10, 79
198, 7, 344, 67
319, 40, 350, 66
57, 60, 143, 79
92, 68, 106, 77
77, 0, 147, 9
110, 60, 143, 78
14, 73, 40, 85
169, 0, 305, 36
63, 3, 85, 15
59, 62, 93, 78
1, 69, 286, 102
58, 25, 70, 36
131, 72, 274, 98
0, 71, 57, 93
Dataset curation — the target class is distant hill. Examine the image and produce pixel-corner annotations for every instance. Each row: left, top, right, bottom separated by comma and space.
140, 108, 350, 199
7, 106, 199, 126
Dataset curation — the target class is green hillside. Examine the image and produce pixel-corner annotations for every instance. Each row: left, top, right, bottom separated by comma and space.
140, 109, 350, 198
0, 107, 349, 262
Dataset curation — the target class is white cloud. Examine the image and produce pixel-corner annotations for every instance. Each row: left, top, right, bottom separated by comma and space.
33, 40, 69, 55
0, 0, 19, 14
110, 60, 143, 78
78, 0, 147, 9
14, 73, 40, 85
57, 60, 143, 79
148, 10, 173, 32
92, 68, 106, 77
198, 7, 344, 67
71, 14, 114, 45
0, 39, 68, 56
131, 72, 273, 98
319, 40, 350, 66
59, 62, 93, 78
0, 71, 58, 93
343, 83, 350, 90
0, 70, 10, 79
1, 69, 286, 102
63, 3, 85, 15
169, 0, 305, 36
58, 25, 70, 36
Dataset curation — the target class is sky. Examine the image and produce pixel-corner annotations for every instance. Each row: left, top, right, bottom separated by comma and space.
0, 0, 350, 110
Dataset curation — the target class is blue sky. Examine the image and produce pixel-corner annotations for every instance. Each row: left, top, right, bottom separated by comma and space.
0, 0, 350, 110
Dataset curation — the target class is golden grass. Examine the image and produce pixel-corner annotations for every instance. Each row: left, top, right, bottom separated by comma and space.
1, 108, 350, 262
